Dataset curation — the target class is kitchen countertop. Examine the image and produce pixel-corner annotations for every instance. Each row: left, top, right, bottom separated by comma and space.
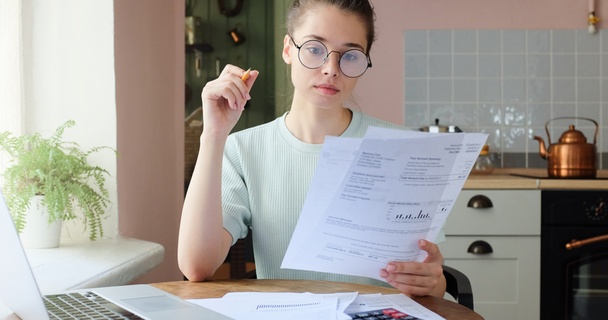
464, 168, 608, 190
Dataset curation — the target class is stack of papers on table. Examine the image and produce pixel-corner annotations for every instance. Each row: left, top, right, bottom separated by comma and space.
188, 292, 445, 320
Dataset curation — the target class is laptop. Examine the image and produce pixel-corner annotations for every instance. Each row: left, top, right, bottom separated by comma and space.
0, 191, 233, 320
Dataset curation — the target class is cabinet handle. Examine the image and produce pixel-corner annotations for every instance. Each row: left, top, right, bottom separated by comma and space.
467, 195, 493, 208
467, 240, 493, 254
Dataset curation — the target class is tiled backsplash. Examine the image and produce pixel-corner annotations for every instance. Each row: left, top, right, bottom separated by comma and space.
403, 29, 607, 169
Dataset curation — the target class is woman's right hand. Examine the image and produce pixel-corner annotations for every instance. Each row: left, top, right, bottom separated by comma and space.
200, 64, 258, 136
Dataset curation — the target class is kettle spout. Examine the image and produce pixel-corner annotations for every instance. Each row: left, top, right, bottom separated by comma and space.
533, 135, 548, 159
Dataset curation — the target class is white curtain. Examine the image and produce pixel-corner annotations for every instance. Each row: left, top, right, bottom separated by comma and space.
0, 0, 24, 137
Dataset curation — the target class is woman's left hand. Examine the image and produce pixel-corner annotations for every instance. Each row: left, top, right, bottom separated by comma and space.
379, 239, 446, 297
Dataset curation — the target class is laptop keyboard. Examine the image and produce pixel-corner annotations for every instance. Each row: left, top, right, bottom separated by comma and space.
348, 307, 423, 319
43, 292, 143, 320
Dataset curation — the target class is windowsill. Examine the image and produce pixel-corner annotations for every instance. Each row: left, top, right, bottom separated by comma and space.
25, 237, 165, 294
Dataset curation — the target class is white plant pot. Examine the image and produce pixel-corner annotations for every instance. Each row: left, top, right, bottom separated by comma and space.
20, 196, 62, 249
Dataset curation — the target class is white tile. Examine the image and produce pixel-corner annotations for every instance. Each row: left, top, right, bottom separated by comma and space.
454, 79, 477, 102
527, 78, 551, 103
502, 127, 527, 152
478, 127, 502, 150
453, 103, 478, 127
479, 79, 502, 102
429, 54, 452, 77
577, 53, 601, 77
601, 30, 608, 51
576, 29, 601, 52
478, 54, 501, 77
478, 30, 502, 53
503, 54, 526, 78
405, 55, 428, 77
405, 79, 428, 102
429, 79, 452, 102
504, 78, 526, 102
577, 78, 601, 102
551, 103, 577, 119
552, 30, 576, 53
404, 103, 429, 127
429, 30, 452, 53
504, 104, 527, 126
527, 54, 551, 78
454, 30, 477, 53
404, 30, 428, 54
552, 78, 576, 102
527, 104, 552, 126
527, 30, 550, 53
502, 30, 526, 53
552, 54, 575, 77
454, 54, 477, 77
479, 103, 503, 126
574, 107, 601, 128
601, 127, 608, 153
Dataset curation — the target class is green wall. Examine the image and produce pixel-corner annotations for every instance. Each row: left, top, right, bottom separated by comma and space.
185, 0, 277, 132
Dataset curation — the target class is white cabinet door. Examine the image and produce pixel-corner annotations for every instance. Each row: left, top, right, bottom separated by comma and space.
440, 236, 540, 320
445, 190, 541, 236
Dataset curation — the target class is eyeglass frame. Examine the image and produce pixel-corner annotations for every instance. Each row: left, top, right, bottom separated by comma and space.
289, 36, 372, 78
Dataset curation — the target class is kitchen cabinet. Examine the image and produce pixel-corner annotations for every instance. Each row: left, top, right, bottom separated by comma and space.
439, 189, 541, 320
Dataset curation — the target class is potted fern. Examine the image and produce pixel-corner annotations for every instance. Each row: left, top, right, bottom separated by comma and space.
0, 120, 114, 247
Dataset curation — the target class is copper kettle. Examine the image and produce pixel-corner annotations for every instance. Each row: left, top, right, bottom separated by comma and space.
533, 117, 598, 178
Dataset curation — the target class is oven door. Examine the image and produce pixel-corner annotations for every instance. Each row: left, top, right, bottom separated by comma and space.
542, 226, 608, 320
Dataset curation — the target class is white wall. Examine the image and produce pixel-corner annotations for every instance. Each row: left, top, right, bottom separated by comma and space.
22, 0, 118, 241
19, 0, 185, 283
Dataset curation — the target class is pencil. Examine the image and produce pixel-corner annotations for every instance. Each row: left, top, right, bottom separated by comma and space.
241, 68, 251, 82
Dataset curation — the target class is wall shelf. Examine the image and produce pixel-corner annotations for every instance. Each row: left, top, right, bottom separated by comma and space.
186, 43, 213, 53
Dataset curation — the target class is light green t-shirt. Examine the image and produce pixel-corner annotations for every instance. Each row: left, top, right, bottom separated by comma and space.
221, 110, 444, 287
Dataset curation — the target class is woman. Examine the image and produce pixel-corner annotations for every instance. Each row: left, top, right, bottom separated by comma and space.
178, 0, 446, 298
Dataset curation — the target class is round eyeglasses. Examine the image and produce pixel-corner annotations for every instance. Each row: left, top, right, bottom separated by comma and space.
290, 37, 372, 78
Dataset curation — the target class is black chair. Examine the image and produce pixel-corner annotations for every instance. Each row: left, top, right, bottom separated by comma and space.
442, 264, 474, 310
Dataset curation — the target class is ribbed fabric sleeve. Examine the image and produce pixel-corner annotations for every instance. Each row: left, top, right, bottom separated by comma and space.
221, 110, 443, 287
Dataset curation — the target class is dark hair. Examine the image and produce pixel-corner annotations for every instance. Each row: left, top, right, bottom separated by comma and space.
286, 0, 376, 54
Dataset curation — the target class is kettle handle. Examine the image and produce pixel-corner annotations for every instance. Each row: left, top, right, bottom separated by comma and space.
544, 117, 598, 145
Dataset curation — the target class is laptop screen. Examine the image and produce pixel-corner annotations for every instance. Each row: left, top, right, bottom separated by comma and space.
0, 191, 51, 320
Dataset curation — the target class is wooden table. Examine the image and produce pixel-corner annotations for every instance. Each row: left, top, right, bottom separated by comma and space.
152, 279, 484, 320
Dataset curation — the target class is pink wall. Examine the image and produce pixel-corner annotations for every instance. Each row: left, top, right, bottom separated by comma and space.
114, 1, 185, 282
357, 0, 607, 123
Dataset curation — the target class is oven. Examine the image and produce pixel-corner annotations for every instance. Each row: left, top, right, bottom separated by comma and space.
541, 190, 608, 320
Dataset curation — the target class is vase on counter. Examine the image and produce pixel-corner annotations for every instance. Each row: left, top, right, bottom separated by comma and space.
19, 196, 62, 249
471, 145, 495, 174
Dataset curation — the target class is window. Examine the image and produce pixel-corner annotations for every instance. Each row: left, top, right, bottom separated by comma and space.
0, 0, 23, 136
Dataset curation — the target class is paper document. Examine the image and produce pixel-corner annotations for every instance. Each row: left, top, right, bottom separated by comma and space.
189, 292, 357, 320
189, 291, 445, 320
281, 127, 488, 281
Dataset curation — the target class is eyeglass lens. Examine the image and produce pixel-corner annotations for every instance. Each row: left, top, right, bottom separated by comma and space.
297, 40, 370, 78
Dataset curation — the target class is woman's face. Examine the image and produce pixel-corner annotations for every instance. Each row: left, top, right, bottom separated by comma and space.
283, 5, 368, 111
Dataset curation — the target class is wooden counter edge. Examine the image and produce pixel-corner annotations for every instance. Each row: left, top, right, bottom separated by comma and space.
151, 280, 484, 320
